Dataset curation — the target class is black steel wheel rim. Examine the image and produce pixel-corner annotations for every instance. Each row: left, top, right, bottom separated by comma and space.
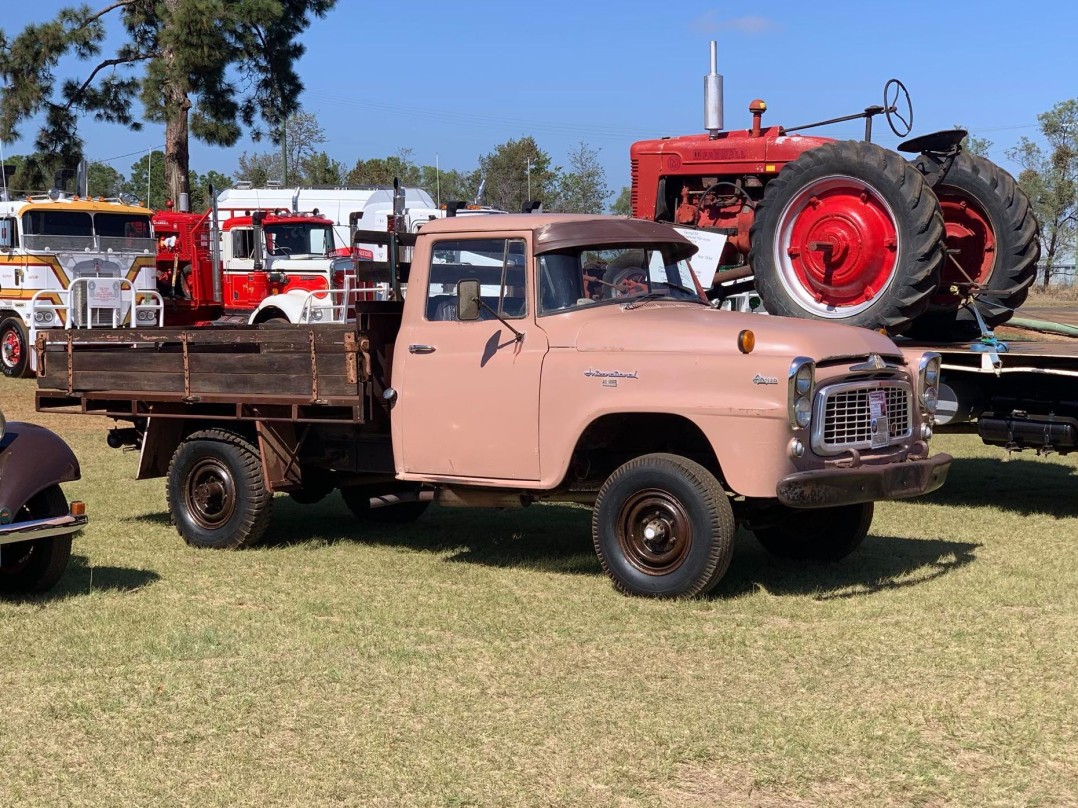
185, 458, 237, 529
616, 488, 693, 576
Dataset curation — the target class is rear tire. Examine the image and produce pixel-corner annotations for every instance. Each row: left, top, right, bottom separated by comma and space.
750, 141, 944, 335
752, 502, 873, 562
0, 486, 73, 595
592, 453, 734, 598
166, 429, 272, 549
907, 151, 1040, 338
0, 317, 31, 378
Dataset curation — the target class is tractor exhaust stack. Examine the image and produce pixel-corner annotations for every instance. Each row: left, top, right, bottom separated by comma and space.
704, 40, 724, 138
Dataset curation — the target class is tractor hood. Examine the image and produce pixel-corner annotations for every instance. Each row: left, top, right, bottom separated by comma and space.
560, 302, 902, 363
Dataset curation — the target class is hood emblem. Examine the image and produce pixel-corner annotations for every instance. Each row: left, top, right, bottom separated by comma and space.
584, 369, 639, 379
753, 374, 778, 385
850, 353, 889, 372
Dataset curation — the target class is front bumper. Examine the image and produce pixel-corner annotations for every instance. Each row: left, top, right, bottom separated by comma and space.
0, 511, 87, 546
776, 453, 952, 509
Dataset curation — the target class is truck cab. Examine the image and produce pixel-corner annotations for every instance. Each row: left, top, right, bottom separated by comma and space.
0, 196, 160, 377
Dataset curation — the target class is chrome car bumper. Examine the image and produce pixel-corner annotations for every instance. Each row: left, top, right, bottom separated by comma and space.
0, 511, 88, 546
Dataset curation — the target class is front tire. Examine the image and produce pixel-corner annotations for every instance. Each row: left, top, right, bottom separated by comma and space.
750, 141, 945, 335
592, 453, 734, 598
166, 429, 272, 549
0, 317, 31, 378
752, 502, 873, 562
0, 486, 73, 596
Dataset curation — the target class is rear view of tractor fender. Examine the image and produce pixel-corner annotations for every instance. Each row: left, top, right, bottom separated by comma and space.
749, 140, 945, 335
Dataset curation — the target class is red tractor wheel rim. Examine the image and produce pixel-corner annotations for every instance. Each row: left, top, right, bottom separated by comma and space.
774, 175, 901, 317
1, 329, 21, 369
930, 188, 995, 308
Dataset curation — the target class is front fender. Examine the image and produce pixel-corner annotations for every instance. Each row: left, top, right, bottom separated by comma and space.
0, 422, 80, 515
249, 289, 321, 324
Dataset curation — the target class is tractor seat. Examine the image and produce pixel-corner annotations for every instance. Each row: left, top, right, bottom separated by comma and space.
897, 129, 967, 155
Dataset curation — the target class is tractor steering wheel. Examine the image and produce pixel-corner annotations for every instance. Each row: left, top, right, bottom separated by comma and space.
884, 79, 913, 138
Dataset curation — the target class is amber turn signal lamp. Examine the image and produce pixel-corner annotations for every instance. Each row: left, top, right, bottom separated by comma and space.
737, 329, 755, 354
69, 501, 86, 517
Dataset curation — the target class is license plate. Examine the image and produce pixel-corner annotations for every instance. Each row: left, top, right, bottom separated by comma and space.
869, 390, 889, 449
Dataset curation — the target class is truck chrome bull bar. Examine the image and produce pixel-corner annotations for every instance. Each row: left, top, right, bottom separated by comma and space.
30, 277, 164, 329
295, 273, 391, 324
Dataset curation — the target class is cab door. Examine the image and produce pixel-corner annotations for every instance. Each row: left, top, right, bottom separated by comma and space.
395, 237, 547, 481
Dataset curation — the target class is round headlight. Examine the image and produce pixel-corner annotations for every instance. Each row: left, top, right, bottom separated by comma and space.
795, 365, 813, 396
925, 365, 939, 387
923, 387, 938, 414
795, 396, 812, 427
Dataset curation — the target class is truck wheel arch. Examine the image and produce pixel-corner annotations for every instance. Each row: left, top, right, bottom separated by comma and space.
562, 412, 725, 490
137, 418, 258, 480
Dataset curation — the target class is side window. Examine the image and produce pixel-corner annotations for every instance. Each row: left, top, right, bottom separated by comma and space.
425, 237, 528, 321
232, 229, 253, 260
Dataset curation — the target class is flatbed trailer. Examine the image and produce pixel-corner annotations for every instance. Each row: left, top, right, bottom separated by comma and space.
904, 332, 1078, 454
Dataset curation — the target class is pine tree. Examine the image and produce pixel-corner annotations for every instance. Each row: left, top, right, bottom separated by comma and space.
0, 1, 335, 204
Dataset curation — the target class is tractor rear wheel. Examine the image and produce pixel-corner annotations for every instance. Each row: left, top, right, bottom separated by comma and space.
750, 141, 945, 335
907, 152, 1040, 339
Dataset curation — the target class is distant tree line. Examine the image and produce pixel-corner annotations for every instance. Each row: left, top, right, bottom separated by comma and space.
2, 110, 613, 214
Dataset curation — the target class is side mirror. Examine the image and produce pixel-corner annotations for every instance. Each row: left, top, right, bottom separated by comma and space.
0, 219, 11, 249
457, 279, 481, 321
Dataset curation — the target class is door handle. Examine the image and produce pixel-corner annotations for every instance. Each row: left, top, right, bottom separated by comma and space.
408, 344, 436, 354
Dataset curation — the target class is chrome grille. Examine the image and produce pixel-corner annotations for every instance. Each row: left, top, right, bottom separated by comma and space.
812, 380, 913, 455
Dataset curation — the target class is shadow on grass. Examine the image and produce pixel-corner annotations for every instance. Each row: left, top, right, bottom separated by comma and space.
714, 534, 980, 601
910, 456, 1078, 517
19, 555, 161, 602
131, 499, 979, 599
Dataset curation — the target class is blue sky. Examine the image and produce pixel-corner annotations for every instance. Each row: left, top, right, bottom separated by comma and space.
2, 1, 1074, 202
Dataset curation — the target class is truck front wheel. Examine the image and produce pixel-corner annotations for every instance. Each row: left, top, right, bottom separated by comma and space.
0, 317, 30, 378
0, 486, 73, 596
752, 502, 873, 562
166, 429, 272, 549
593, 454, 734, 598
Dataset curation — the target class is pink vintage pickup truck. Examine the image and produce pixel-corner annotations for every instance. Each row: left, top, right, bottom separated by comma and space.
36, 214, 950, 597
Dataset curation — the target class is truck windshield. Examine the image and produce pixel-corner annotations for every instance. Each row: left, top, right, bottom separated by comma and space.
21, 210, 155, 254
537, 244, 703, 315
265, 223, 335, 257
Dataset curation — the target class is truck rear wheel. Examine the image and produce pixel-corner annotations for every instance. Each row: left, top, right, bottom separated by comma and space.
0, 317, 31, 378
908, 152, 1040, 338
750, 141, 944, 335
752, 502, 873, 562
592, 453, 734, 598
340, 485, 430, 524
0, 486, 73, 596
166, 429, 272, 549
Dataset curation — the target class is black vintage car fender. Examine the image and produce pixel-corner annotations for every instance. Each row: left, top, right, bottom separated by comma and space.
0, 422, 81, 515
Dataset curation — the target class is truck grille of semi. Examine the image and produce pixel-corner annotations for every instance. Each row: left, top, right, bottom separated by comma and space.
812, 380, 913, 455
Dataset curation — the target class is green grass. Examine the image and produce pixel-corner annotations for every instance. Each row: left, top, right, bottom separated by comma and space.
2, 377, 1077, 807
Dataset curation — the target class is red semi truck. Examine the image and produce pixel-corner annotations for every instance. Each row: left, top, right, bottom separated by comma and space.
151, 205, 348, 326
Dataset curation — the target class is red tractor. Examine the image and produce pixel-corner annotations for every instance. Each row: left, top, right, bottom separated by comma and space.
630, 43, 1040, 337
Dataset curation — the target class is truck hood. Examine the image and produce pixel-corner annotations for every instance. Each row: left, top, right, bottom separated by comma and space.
560, 302, 902, 362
